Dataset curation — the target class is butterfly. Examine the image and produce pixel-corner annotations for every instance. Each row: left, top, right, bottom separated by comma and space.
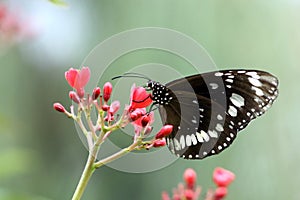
114, 69, 279, 159
146, 69, 279, 159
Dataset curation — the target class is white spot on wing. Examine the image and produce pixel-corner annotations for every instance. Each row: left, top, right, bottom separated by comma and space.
186, 135, 192, 147
174, 138, 181, 151
252, 86, 264, 96
248, 77, 262, 87
228, 105, 238, 117
196, 132, 204, 143
215, 72, 223, 76
200, 130, 210, 142
216, 123, 224, 132
217, 114, 223, 120
246, 71, 260, 79
179, 135, 185, 149
209, 83, 219, 89
208, 130, 218, 138
191, 134, 198, 145
230, 93, 245, 108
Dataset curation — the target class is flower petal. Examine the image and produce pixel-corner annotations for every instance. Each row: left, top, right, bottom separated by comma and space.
130, 85, 152, 110
65, 68, 79, 88
74, 67, 90, 90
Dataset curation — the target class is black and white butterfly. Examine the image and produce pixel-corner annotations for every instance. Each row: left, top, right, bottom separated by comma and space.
114, 69, 279, 159
145, 69, 278, 159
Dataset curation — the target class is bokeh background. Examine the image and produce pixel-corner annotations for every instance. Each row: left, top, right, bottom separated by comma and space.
0, 0, 299, 199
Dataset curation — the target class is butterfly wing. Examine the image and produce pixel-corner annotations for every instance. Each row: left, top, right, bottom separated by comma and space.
159, 70, 278, 159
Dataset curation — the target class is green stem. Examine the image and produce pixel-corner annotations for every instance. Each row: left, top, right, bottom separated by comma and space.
71, 151, 96, 200
94, 139, 140, 169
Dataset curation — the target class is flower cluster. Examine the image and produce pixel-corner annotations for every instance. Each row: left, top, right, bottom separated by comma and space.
54, 67, 173, 162
162, 167, 235, 200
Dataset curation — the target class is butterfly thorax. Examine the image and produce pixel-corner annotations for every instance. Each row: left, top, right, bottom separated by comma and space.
147, 80, 173, 105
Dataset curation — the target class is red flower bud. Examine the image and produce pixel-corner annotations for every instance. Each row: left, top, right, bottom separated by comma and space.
130, 108, 145, 121
69, 91, 80, 104
92, 87, 101, 100
102, 105, 110, 111
184, 168, 197, 189
161, 192, 171, 200
103, 82, 113, 102
109, 101, 120, 114
155, 125, 173, 139
153, 139, 166, 147
184, 189, 195, 200
214, 187, 227, 200
213, 167, 235, 187
53, 103, 66, 113
144, 126, 153, 135
76, 87, 85, 98
141, 115, 150, 127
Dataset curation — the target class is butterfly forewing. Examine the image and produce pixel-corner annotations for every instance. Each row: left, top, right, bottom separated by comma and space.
158, 70, 278, 159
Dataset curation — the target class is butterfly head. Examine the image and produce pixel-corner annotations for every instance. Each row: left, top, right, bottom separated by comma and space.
147, 80, 173, 105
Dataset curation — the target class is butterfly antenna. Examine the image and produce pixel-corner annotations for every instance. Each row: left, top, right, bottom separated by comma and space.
122, 72, 151, 80
112, 72, 151, 81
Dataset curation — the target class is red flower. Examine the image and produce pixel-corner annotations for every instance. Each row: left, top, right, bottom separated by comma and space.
184, 168, 197, 189
65, 67, 90, 98
161, 192, 171, 200
104, 101, 120, 122
130, 108, 146, 121
109, 101, 120, 114
53, 102, 66, 113
130, 84, 152, 110
155, 125, 173, 139
214, 187, 227, 200
92, 87, 101, 100
213, 167, 235, 187
153, 138, 167, 147
184, 189, 195, 200
103, 82, 113, 102
131, 109, 154, 134
69, 91, 80, 104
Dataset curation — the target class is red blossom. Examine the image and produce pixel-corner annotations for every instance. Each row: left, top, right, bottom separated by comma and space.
92, 87, 101, 100
130, 108, 146, 121
162, 192, 171, 200
69, 91, 80, 104
102, 105, 110, 111
153, 138, 167, 147
53, 102, 65, 113
132, 111, 154, 127
213, 167, 235, 187
155, 125, 173, 139
144, 126, 153, 135
109, 101, 120, 114
103, 82, 113, 102
65, 67, 90, 98
184, 168, 197, 189
130, 84, 152, 110
184, 189, 195, 200
214, 187, 227, 200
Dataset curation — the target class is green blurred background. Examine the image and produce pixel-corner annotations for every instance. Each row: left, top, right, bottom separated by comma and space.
0, 0, 299, 199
